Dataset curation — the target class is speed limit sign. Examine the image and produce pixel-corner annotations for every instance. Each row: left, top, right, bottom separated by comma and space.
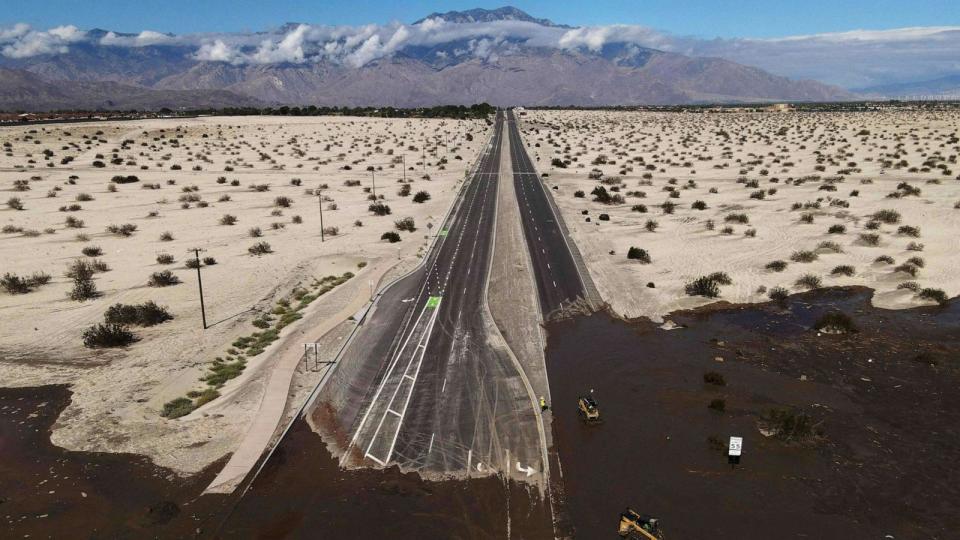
728, 436, 743, 457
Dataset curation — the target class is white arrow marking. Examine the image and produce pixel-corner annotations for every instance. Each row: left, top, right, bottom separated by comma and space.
515, 461, 535, 478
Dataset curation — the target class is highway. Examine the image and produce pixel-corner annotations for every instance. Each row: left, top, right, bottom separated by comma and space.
505, 109, 590, 314
315, 110, 545, 480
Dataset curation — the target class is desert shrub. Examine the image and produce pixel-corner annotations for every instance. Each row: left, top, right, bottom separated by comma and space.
661, 201, 676, 214
65, 216, 84, 228
830, 265, 855, 277
248, 241, 273, 255
816, 241, 843, 253
894, 263, 919, 277
1, 272, 48, 294
161, 398, 195, 419
858, 233, 880, 246
369, 203, 392, 216
274, 196, 293, 208
918, 288, 949, 306
794, 274, 822, 290
766, 260, 788, 272
104, 301, 173, 326
158, 231, 173, 242
413, 191, 431, 203
627, 247, 651, 264
906, 241, 924, 252
897, 281, 920, 292
394, 217, 416, 232
75, 192, 94, 202
690, 200, 708, 211
322, 226, 339, 236
827, 224, 846, 234
768, 286, 790, 304
111, 175, 139, 184
764, 408, 822, 442
203, 257, 216, 265
897, 225, 920, 237
685, 276, 721, 298
814, 311, 857, 333
871, 209, 901, 224
68, 260, 98, 301
631, 204, 648, 213
248, 227, 262, 238
156, 253, 175, 264
790, 250, 817, 263
864, 220, 880, 230
703, 371, 726, 386
574, 190, 585, 198
220, 214, 237, 225
644, 219, 658, 232
185, 258, 201, 269
381, 231, 401, 243
82, 323, 137, 348
725, 213, 749, 224
291, 215, 302, 224
744, 228, 757, 237
106, 223, 137, 237
706, 271, 732, 285
799, 213, 815, 224
874, 255, 894, 264
81, 245, 103, 257
6, 197, 24, 210
905, 256, 925, 268
148, 270, 181, 287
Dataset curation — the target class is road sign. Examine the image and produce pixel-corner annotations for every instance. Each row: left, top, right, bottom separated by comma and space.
426, 296, 442, 308
439, 228, 448, 237
728, 436, 743, 456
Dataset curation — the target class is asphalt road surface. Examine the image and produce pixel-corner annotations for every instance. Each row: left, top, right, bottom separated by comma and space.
315, 110, 546, 481
505, 109, 588, 314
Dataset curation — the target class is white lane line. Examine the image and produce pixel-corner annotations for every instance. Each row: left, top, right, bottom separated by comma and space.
441, 377, 447, 393
428, 433, 435, 455
348, 302, 431, 455
380, 302, 442, 464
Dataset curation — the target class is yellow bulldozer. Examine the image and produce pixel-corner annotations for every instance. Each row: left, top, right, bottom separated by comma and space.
577, 394, 601, 423
618, 508, 663, 539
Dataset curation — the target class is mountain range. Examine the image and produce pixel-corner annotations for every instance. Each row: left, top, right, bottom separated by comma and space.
0, 6, 857, 111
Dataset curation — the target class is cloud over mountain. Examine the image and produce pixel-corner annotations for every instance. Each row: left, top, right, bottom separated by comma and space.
0, 10, 956, 89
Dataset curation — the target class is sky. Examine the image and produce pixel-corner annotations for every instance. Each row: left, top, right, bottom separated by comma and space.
2, 0, 958, 38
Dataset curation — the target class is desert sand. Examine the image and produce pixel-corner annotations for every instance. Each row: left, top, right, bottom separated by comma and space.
0, 114, 490, 473
519, 108, 959, 321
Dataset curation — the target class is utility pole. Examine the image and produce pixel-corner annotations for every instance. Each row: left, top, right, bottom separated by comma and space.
192, 248, 207, 329
317, 185, 324, 242
402, 154, 406, 183
371, 170, 377, 199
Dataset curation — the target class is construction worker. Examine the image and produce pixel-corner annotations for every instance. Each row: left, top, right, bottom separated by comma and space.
539, 396, 548, 411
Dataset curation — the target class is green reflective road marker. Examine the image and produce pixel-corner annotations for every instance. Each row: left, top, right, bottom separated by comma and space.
439, 229, 448, 237
426, 296, 442, 308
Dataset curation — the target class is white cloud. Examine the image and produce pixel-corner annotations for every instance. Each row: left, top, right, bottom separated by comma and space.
0, 24, 85, 58
0, 19, 958, 89
194, 39, 238, 63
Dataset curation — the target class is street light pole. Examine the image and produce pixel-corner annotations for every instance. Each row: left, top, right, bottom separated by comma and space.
192, 247, 207, 329
317, 186, 324, 242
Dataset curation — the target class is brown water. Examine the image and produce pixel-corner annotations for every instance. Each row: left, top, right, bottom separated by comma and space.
218, 419, 554, 539
3, 287, 958, 539
544, 287, 960, 539
0, 385, 227, 538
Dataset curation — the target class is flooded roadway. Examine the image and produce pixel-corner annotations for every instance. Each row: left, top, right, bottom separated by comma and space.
3, 286, 959, 539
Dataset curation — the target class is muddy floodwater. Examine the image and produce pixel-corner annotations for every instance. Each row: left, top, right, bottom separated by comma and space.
545, 287, 960, 539
2, 287, 958, 539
